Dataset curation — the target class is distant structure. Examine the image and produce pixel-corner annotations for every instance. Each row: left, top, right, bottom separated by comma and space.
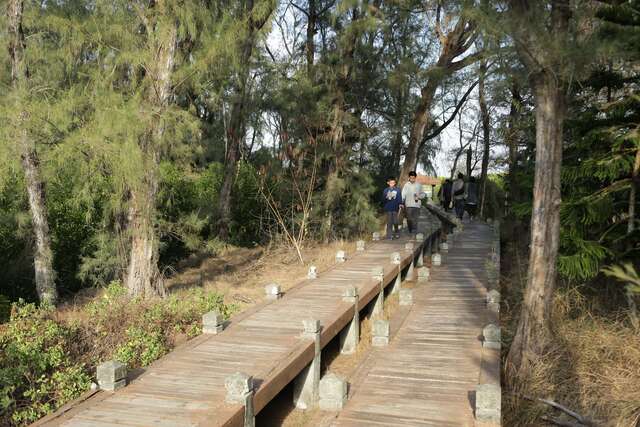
416, 175, 441, 200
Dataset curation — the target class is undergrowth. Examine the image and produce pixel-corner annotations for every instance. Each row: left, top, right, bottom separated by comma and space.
502, 241, 640, 427
0, 282, 235, 426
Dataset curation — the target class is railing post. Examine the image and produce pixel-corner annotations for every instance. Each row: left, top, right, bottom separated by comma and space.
202, 311, 224, 334
372, 319, 390, 347
371, 267, 384, 317
339, 286, 359, 354
225, 372, 255, 427
294, 319, 321, 410
390, 252, 401, 294
405, 243, 415, 280
415, 233, 425, 268
319, 373, 348, 411
96, 360, 127, 391
265, 284, 282, 300
399, 289, 413, 306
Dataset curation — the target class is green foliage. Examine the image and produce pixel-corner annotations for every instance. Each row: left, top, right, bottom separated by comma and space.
603, 263, 640, 295
0, 303, 91, 426
0, 282, 236, 426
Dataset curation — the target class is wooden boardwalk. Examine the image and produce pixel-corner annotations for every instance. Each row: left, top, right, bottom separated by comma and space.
37, 210, 445, 427
330, 221, 492, 427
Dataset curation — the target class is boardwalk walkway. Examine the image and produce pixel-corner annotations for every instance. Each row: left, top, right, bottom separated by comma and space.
329, 221, 492, 427
37, 209, 448, 427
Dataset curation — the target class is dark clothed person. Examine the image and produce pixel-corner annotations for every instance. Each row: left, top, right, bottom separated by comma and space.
465, 178, 479, 220
439, 179, 453, 211
452, 173, 465, 220
383, 181, 402, 239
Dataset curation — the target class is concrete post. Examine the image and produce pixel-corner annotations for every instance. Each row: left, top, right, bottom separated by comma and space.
405, 242, 415, 279
476, 384, 501, 423
294, 319, 321, 409
407, 257, 415, 281
399, 289, 413, 306
225, 372, 255, 427
335, 250, 347, 263
487, 290, 500, 314
319, 373, 348, 411
415, 233, 425, 268
265, 284, 282, 300
432, 253, 442, 266
390, 266, 401, 294
390, 251, 401, 294
371, 267, 384, 317
483, 324, 501, 349
417, 267, 430, 283
372, 232, 381, 241
96, 360, 127, 391
308, 265, 318, 279
356, 240, 365, 251
340, 286, 359, 354
202, 311, 224, 334
372, 319, 390, 347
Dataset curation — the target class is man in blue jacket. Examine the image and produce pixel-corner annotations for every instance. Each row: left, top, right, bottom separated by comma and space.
383, 177, 402, 239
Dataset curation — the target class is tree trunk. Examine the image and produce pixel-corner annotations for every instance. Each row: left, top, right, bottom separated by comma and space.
507, 84, 521, 206
218, 36, 254, 240
390, 89, 405, 177
401, 80, 438, 183
466, 147, 472, 178
125, 19, 177, 298
8, 0, 58, 305
507, 75, 564, 374
306, 0, 316, 77
478, 59, 490, 215
218, 0, 274, 239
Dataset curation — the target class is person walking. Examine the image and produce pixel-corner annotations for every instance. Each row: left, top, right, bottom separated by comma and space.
402, 171, 426, 233
465, 176, 479, 220
438, 178, 453, 211
383, 177, 402, 239
452, 172, 466, 220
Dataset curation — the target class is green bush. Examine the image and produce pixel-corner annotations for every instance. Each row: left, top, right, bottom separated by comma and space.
0, 303, 91, 426
0, 283, 236, 426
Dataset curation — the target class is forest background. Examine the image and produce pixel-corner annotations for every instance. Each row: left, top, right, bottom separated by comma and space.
1, 0, 639, 426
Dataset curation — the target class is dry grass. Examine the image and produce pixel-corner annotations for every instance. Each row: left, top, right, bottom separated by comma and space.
503, 248, 640, 427
167, 239, 355, 311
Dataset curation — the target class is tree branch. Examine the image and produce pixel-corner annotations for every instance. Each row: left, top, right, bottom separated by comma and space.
421, 79, 478, 144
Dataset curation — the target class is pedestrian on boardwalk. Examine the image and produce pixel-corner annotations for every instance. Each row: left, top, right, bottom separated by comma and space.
465, 176, 479, 220
438, 178, 453, 211
402, 171, 426, 233
452, 172, 466, 220
383, 177, 402, 239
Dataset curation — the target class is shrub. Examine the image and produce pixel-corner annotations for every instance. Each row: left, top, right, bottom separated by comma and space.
0, 303, 91, 426
0, 283, 236, 426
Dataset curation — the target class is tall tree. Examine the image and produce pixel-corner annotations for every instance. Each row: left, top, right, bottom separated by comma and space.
217, 0, 275, 240
506, 0, 572, 377
400, 3, 480, 183
124, 1, 179, 297
478, 58, 491, 214
7, 0, 58, 305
